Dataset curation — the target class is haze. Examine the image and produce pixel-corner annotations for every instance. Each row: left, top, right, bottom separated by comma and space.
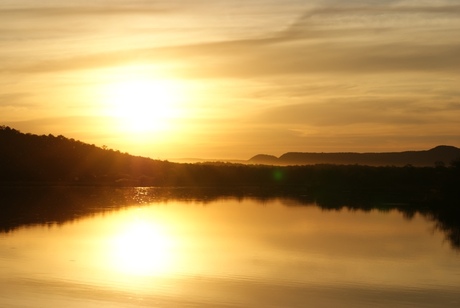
2, 0, 460, 159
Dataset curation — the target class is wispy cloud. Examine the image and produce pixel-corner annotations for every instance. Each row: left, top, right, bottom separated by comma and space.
0, 1, 178, 15
0, 92, 32, 106
4, 3, 460, 78
260, 98, 460, 126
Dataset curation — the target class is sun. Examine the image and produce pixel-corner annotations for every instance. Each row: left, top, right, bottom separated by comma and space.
103, 77, 184, 133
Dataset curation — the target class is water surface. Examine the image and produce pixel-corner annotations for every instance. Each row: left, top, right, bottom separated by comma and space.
1, 188, 459, 307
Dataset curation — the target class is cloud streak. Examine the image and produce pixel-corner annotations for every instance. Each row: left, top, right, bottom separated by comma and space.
260, 98, 460, 127
0, 2, 176, 16
4, 3, 460, 78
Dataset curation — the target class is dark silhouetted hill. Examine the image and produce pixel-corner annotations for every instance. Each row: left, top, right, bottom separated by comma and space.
249, 146, 460, 166
249, 154, 279, 165
0, 126, 173, 185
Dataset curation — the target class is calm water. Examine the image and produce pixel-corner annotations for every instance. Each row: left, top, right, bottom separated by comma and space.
0, 188, 459, 307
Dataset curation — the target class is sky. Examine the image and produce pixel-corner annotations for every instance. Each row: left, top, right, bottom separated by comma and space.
1, 0, 460, 160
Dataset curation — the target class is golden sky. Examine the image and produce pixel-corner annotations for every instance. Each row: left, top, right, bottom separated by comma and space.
2, 0, 460, 159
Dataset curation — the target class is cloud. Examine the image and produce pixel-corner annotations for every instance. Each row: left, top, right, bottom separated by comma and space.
0, 3, 174, 17
7, 34, 460, 77
0, 92, 33, 106
3, 115, 103, 128
302, 3, 460, 16
4, 2, 460, 79
259, 98, 460, 127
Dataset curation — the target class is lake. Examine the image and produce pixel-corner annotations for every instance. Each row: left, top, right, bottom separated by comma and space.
0, 187, 459, 307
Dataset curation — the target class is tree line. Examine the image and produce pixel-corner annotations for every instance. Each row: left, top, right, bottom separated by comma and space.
1, 125, 459, 203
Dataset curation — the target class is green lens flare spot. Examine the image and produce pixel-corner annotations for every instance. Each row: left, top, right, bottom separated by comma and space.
273, 169, 283, 181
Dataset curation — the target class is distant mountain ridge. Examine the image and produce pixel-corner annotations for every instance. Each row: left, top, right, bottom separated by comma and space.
249, 146, 460, 166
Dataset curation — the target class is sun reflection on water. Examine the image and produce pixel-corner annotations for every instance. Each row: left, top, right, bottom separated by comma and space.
109, 218, 176, 277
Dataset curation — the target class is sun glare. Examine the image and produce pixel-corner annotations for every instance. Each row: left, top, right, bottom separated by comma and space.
110, 220, 175, 276
102, 73, 185, 133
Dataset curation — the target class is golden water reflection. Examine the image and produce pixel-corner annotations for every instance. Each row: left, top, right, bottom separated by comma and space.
1, 198, 460, 307
109, 219, 175, 276
56, 200, 459, 288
